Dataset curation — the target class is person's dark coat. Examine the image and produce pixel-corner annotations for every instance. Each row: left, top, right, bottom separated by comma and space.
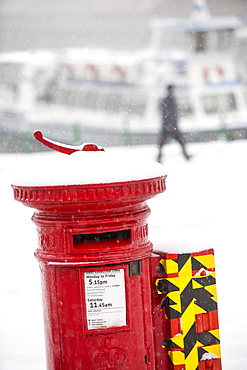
157, 86, 191, 162
160, 94, 178, 132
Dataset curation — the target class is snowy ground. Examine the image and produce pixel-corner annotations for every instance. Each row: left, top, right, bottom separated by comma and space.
0, 139, 246, 369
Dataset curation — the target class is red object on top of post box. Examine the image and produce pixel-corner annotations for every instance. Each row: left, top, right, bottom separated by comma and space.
14, 130, 166, 209
33, 130, 105, 154
12, 131, 167, 370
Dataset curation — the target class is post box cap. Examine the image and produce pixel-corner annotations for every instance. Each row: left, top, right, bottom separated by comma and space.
13, 131, 166, 186
12, 131, 167, 207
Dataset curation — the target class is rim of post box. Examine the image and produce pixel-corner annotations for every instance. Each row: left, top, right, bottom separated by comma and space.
12, 176, 166, 210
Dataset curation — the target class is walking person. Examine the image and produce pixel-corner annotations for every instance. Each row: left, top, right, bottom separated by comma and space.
157, 85, 191, 163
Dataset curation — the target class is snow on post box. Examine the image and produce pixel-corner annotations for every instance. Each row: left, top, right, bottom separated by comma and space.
12, 131, 167, 370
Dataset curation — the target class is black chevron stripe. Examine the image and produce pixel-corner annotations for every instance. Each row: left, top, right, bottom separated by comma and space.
165, 305, 181, 319
180, 280, 194, 313
193, 288, 218, 312
183, 322, 197, 358
162, 338, 183, 350
157, 279, 179, 294
193, 275, 216, 286
198, 347, 209, 362
192, 257, 208, 271
157, 261, 166, 273
197, 331, 220, 346
178, 254, 191, 271
160, 296, 177, 309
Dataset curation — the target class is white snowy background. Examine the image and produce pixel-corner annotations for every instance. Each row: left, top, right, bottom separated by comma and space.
0, 139, 246, 369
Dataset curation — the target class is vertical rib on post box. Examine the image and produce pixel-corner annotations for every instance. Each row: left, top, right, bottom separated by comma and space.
156, 249, 222, 370
12, 131, 167, 370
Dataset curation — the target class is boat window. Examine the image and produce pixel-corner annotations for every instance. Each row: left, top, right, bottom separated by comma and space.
67, 89, 79, 107
156, 30, 185, 51
106, 93, 122, 112
195, 32, 206, 52
187, 30, 233, 53
94, 90, 108, 111
118, 93, 146, 115
70, 88, 103, 110
178, 96, 193, 116
104, 92, 146, 115
56, 88, 69, 105
119, 94, 132, 113
0, 63, 21, 103
128, 94, 146, 115
201, 93, 236, 114
36, 78, 146, 115
76, 89, 88, 107
85, 91, 99, 109
217, 30, 233, 50
0, 63, 21, 85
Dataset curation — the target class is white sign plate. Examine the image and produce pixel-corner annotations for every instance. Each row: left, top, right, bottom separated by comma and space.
84, 269, 126, 330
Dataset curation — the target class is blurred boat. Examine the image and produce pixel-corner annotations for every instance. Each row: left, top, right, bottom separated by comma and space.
0, 0, 247, 150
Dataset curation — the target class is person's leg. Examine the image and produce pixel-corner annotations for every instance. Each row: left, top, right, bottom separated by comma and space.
174, 131, 191, 160
157, 131, 167, 163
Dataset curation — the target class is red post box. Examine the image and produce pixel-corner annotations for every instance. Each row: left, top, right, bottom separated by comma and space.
12, 131, 167, 369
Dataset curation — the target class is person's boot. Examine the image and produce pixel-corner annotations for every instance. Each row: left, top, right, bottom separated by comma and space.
182, 146, 192, 160
184, 152, 192, 160
157, 149, 162, 163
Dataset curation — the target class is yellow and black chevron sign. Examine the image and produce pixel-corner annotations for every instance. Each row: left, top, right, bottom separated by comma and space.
156, 249, 222, 370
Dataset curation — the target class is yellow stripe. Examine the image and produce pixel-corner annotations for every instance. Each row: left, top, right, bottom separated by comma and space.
209, 329, 220, 340
159, 259, 166, 272
184, 345, 199, 369
167, 290, 182, 313
178, 257, 192, 278
165, 277, 180, 286
194, 303, 207, 315
170, 333, 184, 348
205, 283, 217, 301
168, 349, 185, 365
165, 258, 179, 274
194, 254, 215, 269
192, 279, 203, 289
181, 300, 195, 334
179, 275, 192, 293
199, 343, 221, 359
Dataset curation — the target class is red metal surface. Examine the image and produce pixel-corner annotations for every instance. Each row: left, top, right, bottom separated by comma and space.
195, 311, 219, 333
149, 255, 169, 370
33, 130, 104, 154
31, 193, 160, 369
198, 358, 222, 370
12, 133, 167, 369
41, 261, 156, 369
